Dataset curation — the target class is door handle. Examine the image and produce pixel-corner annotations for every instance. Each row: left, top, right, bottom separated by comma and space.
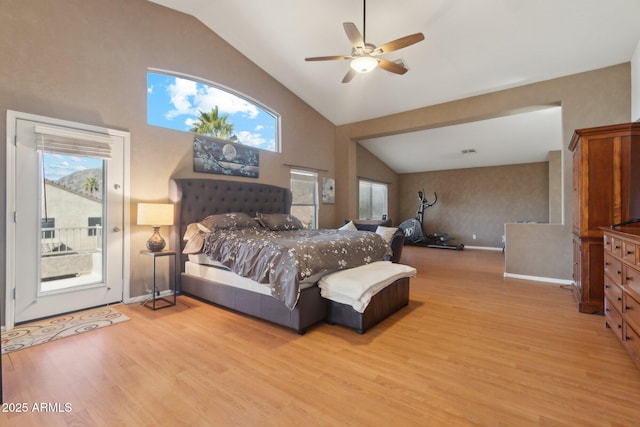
113, 226, 121, 232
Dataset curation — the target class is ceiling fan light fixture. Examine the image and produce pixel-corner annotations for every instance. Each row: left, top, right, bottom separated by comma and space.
350, 56, 378, 73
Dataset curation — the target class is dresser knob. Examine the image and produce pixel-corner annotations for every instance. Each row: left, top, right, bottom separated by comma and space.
626, 277, 633, 281
618, 324, 622, 329
618, 297, 622, 301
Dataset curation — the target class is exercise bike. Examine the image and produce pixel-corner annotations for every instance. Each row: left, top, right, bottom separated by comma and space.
398, 190, 464, 250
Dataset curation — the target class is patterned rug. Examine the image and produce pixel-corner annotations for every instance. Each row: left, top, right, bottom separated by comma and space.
1, 305, 129, 354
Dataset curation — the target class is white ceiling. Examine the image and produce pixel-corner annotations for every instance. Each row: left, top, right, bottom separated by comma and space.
360, 105, 563, 173
148, 0, 640, 172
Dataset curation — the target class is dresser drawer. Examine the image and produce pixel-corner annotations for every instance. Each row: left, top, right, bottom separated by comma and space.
605, 298, 624, 341
623, 293, 640, 333
611, 237, 623, 258
604, 253, 623, 285
604, 279, 623, 312
623, 323, 640, 366
604, 233, 615, 254
622, 264, 640, 298
623, 241, 637, 264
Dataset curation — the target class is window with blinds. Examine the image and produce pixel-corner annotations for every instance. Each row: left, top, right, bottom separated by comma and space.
359, 179, 388, 220
290, 169, 318, 228
34, 124, 113, 159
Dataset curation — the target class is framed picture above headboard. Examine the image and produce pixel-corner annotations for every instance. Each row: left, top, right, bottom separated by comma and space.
193, 136, 259, 178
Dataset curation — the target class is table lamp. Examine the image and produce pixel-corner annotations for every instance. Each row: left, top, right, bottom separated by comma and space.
137, 203, 174, 252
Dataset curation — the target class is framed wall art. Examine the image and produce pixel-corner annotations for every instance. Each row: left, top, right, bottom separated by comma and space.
322, 177, 335, 204
193, 136, 259, 178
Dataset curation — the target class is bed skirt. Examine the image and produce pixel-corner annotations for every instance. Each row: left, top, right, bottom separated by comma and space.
325, 277, 410, 334
181, 273, 326, 334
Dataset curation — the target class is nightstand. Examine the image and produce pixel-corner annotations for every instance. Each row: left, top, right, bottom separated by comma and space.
140, 250, 177, 310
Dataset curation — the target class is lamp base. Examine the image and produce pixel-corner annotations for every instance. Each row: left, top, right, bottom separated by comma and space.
146, 226, 166, 252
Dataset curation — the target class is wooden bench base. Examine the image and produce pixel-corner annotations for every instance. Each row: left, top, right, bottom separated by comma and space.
325, 277, 410, 334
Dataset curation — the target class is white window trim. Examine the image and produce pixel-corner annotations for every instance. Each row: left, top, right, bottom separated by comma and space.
5, 110, 131, 330
359, 178, 389, 220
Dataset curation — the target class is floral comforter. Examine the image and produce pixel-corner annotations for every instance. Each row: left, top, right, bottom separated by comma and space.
202, 228, 391, 309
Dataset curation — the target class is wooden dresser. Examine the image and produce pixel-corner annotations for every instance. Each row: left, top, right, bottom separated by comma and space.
603, 226, 640, 369
570, 123, 640, 313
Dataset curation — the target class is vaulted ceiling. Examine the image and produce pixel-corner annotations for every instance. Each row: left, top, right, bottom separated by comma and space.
148, 0, 640, 172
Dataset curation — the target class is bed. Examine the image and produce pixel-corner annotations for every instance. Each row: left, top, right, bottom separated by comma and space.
168, 178, 391, 334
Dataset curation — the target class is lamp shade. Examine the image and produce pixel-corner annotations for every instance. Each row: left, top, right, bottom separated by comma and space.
350, 56, 378, 73
137, 203, 174, 226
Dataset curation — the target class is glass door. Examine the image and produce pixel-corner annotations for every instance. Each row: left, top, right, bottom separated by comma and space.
8, 114, 127, 325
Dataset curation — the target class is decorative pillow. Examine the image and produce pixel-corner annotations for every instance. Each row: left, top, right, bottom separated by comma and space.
257, 212, 304, 231
183, 222, 201, 241
182, 231, 205, 254
376, 226, 399, 244
197, 212, 256, 233
339, 221, 357, 231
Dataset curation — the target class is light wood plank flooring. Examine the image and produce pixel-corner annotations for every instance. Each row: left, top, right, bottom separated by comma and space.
2, 246, 640, 426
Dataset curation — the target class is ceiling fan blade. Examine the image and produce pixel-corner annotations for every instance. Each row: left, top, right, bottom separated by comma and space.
378, 59, 408, 75
343, 22, 365, 49
342, 68, 357, 84
305, 55, 351, 62
377, 33, 425, 54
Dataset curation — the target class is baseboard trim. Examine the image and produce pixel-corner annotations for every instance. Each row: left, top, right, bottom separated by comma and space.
464, 245, 503, 252
503, 272, 574, 285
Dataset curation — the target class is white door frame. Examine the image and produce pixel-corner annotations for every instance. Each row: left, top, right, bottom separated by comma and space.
5, 110, 131, 330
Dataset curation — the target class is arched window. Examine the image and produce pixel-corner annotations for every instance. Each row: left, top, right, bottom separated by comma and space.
147, 71, 280, 152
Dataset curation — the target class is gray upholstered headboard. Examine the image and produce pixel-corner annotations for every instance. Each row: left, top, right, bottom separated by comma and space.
169, 178, 293, 276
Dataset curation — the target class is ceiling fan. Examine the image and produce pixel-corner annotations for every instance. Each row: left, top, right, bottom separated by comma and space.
305, 0, 425, 83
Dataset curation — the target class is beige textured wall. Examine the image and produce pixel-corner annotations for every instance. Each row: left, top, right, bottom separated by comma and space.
336, 64, 631, 281
504, 223, 568, 279
548, 150, 562, 223
0, 0, 335, 321
398, 163, 549, 248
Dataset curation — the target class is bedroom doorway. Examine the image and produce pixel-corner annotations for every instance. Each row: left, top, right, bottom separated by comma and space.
5, 111, 130, 327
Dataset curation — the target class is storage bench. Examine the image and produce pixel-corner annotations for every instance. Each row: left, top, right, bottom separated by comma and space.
319, 261, 415, 334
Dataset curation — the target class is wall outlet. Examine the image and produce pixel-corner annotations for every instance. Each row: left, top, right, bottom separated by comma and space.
472, 234, 477, 240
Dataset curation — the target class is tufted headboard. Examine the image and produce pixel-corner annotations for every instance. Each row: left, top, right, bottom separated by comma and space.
169, 178, 292, 279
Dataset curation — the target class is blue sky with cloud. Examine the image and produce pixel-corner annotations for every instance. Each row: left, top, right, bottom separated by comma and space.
147, 72, 278, 151
43, 153, 102, 181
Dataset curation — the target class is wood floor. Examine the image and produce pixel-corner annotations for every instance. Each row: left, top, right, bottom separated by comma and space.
2, 246, 640, 426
